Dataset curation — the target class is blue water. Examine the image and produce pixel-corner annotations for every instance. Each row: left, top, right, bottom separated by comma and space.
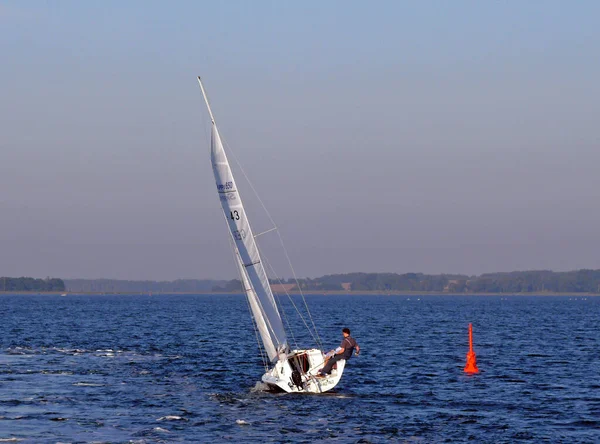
1, 294, 599, 443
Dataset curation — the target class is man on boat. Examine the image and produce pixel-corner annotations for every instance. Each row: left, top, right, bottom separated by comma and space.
317, 328, 360, 377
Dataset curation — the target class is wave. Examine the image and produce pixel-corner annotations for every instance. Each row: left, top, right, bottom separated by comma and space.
157, 416, 187, 421
2, 347, 177, 362
250, 381, 271, 392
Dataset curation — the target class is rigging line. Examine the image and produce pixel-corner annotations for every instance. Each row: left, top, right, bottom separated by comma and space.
265, 229, 323, 349
254, 227, 278, 238
220, 135, 324, 348
263, 254, 321, 349
262, 255, 298, 350
273, 286, 298, 350
275, 288, 298, 351
219, 134, 279, 239
247, 224, 295, 350
275, 229, 324, 349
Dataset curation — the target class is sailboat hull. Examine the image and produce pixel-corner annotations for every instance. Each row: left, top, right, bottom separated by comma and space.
261, 349, 346, 393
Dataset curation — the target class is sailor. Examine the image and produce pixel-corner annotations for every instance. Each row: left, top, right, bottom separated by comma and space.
317, 328, 360, 377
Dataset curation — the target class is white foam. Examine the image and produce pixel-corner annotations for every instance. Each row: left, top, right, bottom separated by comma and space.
236, 419, 250, 425
157, 416, 186, 421
250, 381, 270, 392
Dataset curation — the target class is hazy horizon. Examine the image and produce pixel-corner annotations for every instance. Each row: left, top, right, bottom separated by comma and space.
2, 1, 599, 280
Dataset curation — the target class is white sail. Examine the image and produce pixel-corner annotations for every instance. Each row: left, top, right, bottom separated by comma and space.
198, 77, 288, 362
234, 251, 277, 360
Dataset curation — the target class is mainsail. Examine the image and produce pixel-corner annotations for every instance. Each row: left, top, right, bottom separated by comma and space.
233, 250, 276, 360
198, 77, 288, 361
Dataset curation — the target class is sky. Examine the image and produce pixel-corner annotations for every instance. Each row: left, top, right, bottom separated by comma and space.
1, 1, 599, 280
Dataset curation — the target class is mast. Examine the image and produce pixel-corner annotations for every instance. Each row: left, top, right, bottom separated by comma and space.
197, 77, 215, 124
197, 76, 288, 362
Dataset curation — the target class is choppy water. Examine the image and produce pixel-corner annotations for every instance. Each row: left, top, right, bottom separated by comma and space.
1, 294, 599, 443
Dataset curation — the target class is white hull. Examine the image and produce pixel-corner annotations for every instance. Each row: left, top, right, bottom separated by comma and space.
261, 349, 345, 393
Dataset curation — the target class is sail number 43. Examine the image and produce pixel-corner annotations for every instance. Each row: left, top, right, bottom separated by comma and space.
230, 210, 240, 220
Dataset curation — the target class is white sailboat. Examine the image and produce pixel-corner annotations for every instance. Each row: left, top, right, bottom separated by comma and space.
197, 77, 345, 393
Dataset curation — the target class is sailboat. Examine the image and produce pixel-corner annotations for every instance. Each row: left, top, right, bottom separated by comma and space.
197, 77, 345, 393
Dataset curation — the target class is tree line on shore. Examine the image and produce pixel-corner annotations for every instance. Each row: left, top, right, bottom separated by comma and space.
64, 279, 227, 293
213, 269, 600, 293
3, 270, 600, 293
0, 277, 65, 292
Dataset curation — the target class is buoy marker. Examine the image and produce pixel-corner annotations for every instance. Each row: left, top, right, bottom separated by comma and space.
464, 323, 479, 373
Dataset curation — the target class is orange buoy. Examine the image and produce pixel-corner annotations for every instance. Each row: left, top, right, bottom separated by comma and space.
464, 323, 479, 373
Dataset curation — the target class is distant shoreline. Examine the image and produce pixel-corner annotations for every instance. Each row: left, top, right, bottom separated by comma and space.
1, 290, 598, 296
5, 271, 600, 294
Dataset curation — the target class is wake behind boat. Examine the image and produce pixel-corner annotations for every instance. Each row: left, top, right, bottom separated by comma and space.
197, 77, 345, 393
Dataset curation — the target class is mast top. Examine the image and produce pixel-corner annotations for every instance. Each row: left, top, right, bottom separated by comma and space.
197, 76, 215, 124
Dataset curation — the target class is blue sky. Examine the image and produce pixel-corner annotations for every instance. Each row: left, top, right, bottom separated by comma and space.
1, 1, 599, 279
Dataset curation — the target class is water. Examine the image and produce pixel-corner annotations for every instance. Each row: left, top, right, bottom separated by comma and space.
1, 294, 599, 443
